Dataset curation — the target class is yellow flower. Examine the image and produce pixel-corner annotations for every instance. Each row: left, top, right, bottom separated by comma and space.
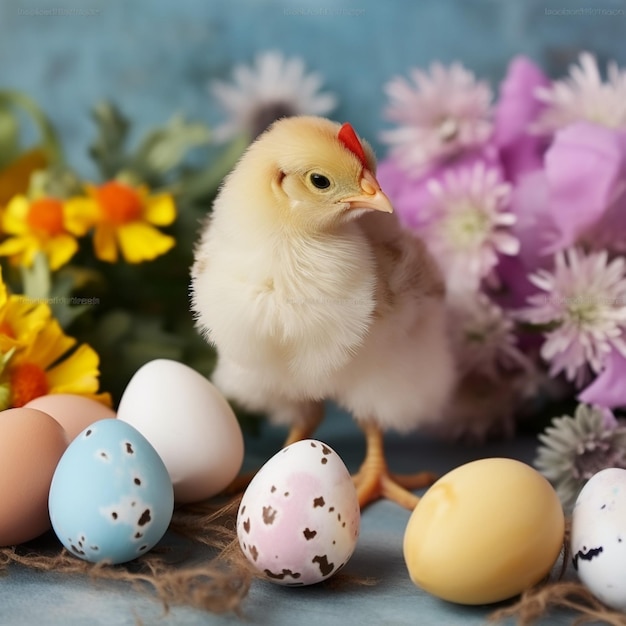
6, 316, 111, 407
0, 194, 94, 270
0, 266, 50, 352
77, 181, 176, 263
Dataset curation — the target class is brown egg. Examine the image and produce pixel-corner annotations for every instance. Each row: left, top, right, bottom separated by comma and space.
24, 394, 116, 441
0, 408, 69, 546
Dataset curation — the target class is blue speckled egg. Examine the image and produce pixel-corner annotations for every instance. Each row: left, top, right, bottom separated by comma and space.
48, 419, 174, 564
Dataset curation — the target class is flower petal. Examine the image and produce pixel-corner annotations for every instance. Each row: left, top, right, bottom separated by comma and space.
546, 122, 626, 250
117, 222, 175, 263
64, 197, 100, 235
93, 223, 119, 263
494, 56, 550, 148
143, 194, 176, 226
45, 234, 79, 270
579, 347, 626, 408
46, 343, 101, 395
15, 318, 76, 370
2, 196, 30, 235
0, 236, 30, 257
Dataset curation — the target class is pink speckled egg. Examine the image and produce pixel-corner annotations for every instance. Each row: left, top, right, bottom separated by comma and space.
237, 439, 360, 586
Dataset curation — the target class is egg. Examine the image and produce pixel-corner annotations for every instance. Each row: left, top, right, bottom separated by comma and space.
117, 359, 244, 504
571, 467, 626, 610
25, 394, 116, 441
0, 408, 69, 546
48, 419, 174, 564
403, 458, 564, 605
237, 439, 360, 586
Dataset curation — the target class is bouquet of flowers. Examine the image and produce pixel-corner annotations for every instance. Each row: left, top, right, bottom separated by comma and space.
0, 93, 244, 408
375, 52, 626, 507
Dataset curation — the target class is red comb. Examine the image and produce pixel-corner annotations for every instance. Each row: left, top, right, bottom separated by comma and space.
338, 123, 368, 170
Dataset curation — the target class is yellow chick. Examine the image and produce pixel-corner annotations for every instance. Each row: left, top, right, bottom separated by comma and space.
191, 116, 456, 509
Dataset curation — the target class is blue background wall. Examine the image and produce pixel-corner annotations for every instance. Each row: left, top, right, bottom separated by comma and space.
1, 0, 625, 176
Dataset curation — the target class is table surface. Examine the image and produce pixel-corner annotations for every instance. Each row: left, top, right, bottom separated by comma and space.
1, 405, 580, 626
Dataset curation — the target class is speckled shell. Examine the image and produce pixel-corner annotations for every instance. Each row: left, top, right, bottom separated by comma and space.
571, 468, 626, 610
48, 419, 174, 565
237, 439, 360, 586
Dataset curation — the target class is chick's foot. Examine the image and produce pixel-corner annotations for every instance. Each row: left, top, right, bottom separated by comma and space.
353, 422, 436, 510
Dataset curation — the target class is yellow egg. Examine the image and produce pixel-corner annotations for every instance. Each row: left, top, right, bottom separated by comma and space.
403, 457, 564, 605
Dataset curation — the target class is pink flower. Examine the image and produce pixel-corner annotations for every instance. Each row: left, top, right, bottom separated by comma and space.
377, 146, 501, 232
533, 52, 626, 134
519, 248, 626, 387
448, 292, 530, 380
420, 163, 518, 294
494, 56, 551, 182
381, 62, 493, 176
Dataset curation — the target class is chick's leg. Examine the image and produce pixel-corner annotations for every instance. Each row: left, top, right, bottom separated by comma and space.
353, 421, 436, 510
283, 401, 325, 446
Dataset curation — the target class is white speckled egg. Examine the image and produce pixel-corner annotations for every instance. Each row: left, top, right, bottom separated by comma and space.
117, 359, 244, 504
571, 467, 626, 610
48, 419, 174, 564
237, 439, 360, 586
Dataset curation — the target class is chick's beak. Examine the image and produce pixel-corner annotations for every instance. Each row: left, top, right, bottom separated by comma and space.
341, 169, 394, 214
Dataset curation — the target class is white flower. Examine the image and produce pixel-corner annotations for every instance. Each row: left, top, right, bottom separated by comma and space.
535, 404, 626, 510
381, 62, 493, 175
210, 51, 337, 142
422, 163, 518, 294
448, 292, 530, 380
520, 248, 626, 386
533, 52, 626, 133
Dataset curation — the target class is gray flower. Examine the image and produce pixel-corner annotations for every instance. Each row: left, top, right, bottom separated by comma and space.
535, 404, 626, 510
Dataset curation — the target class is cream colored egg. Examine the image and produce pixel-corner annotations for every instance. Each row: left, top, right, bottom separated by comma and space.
0, 408, 69, 546
117, 359, 244, 504
403, 458, 564, 605
25, 394, 115, 441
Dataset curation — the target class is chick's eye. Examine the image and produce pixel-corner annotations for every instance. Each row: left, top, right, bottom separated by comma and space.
309, 173, 331, 190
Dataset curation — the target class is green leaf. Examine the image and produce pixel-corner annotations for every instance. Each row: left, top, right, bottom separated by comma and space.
0, 90, 63, 165
169, 133, 247, 204
0, 107, 20, 169
130, 115, 211, 180
95, 310, 134, 345
28, 166, 83, 199
89, 101, 130, 179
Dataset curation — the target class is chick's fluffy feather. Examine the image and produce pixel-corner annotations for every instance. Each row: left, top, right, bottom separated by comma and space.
191, 116, 455, 432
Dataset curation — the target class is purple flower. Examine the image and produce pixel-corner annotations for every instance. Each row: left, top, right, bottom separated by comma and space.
494, 56, 551, 182
519, 248, 626, 387
545, 122, 626, 252
579, 348, 626, 409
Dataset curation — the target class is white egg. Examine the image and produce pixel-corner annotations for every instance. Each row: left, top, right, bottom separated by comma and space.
117, 359, 244, 504
571, 467, 626, 610
237, 439, 360, 586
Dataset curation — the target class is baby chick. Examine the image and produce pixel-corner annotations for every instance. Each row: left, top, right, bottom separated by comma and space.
191, 116, 456, 509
